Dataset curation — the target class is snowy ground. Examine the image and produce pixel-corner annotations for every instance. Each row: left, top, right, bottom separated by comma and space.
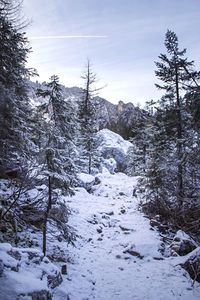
54, 172, 200, 300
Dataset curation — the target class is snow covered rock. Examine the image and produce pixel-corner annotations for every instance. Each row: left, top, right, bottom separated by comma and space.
170, 230, 198, 256
123, 243, 144, 259
181, 247, 200, 283
96, 129, 132, 172
77, 173, 101, 192
0, 243, 19, 271
0, 243, 63, 299
101, 158, 117, 174
149, 218, 169, 234
119, 224, 134, 232
47, 271, 63, 289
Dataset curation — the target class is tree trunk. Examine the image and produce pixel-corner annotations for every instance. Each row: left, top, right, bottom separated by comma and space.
88, 139, 92, 174
42, 175, 52, 256
143, 144, 146, 172
88, 153, 91, 174
175, 64, 183, 206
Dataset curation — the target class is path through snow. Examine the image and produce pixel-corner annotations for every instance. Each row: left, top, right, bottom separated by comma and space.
54, 172, 200, 300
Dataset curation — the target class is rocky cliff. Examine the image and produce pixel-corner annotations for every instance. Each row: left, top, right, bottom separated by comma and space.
29, 82, 147, 139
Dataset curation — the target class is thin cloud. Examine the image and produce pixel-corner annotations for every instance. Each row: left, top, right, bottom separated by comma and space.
29, 35, 108, 40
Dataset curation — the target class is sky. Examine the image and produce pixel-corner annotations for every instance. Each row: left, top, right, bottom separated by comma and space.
23, 0, 200, 106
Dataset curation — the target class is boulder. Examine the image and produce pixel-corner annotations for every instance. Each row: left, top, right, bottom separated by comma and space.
96, 129, 132, 172
170, 230, 197, 256
77, 173, 101, 192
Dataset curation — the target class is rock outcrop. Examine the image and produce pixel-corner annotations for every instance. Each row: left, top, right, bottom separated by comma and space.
169, 230, 198, 257
30, 82, 148, 139
96, 129, 132, 172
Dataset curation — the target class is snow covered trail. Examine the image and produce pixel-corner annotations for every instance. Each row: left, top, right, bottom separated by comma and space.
54, 172, 200, 300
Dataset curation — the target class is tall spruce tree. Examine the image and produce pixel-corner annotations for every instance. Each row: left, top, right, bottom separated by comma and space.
154, 29, 197, 207
0, 3, 35, 176
142, 30, 200, 236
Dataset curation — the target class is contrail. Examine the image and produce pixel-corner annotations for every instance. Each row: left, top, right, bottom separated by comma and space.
29, 35, 108, 40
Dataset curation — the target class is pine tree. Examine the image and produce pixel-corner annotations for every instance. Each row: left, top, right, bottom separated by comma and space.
36, 75, 77, 187
154, 29, 198, 207
36, 75, 77, 255
128, 111, 154, 175
0, 6, 35, 176
0, 1, 41, 245
0, 0, 28, 29
143, 31, 200, 235
182, 79, 200, 207
79, 60, 100, 174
